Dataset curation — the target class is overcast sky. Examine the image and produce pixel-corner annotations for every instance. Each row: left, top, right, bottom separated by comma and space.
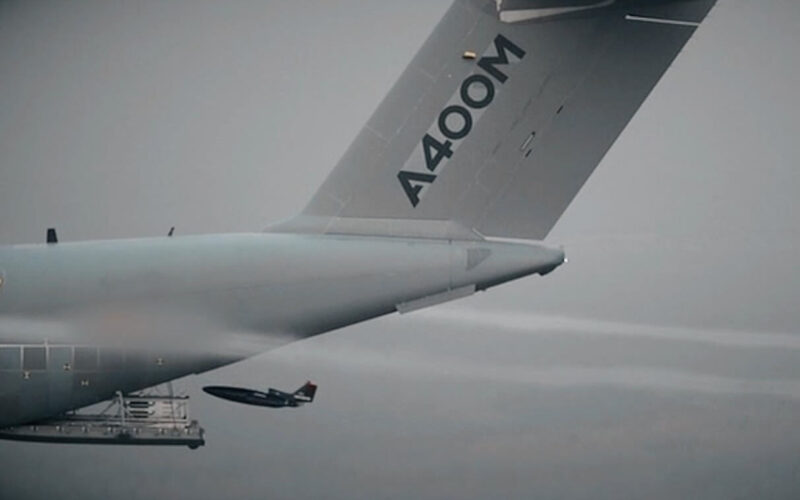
1, 1, 799, 499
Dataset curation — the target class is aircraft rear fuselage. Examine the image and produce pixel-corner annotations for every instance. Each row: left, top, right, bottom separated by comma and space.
0, 232, 563, 426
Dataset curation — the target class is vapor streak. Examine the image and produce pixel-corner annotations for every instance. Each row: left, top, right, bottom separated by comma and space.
285, 345, 800, 401
412, 307, 800, 350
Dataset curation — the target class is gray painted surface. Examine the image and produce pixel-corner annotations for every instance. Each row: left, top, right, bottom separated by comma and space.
0, 1, 799, 499
292, 0, 717, 240
0, 233, 563, 426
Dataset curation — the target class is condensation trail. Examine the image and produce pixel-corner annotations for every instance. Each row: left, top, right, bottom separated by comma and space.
412, 307, 800, 350
280, 344, 800, 401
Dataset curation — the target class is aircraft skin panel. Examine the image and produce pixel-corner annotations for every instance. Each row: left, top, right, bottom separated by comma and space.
0, 234, 561, 335
0, 234, 564, 427
274, 0, 717, 240
478, 2, 715, 236
0, 345, 229, 429
478, 16, 699, 236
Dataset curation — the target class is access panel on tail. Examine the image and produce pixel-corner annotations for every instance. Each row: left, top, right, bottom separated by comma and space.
270, 0, 716, 240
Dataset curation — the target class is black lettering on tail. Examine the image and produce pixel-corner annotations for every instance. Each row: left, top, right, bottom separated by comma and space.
478, 34, 526, 83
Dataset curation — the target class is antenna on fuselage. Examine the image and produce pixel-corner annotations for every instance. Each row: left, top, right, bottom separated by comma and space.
168, 226, 175, 237
46, 228, 58, 244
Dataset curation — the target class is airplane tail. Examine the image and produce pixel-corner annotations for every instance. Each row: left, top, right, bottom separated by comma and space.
268, 0, 716, 241
293, 382, 317, 403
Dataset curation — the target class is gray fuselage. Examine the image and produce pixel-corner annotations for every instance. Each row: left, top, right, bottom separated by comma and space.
0, 233, 563, 426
